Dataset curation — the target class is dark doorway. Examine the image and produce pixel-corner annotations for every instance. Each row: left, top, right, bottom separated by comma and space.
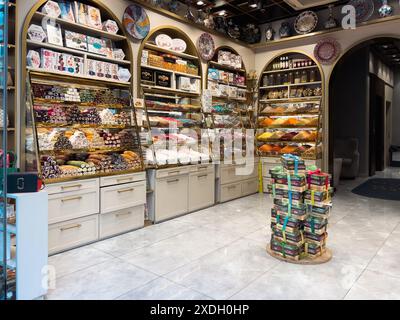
369, 74, 385, 175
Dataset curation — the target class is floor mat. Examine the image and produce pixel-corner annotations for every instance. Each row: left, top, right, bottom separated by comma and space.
351, 178, 400, 201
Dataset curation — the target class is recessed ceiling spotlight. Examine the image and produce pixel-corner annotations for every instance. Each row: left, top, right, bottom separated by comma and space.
249, 0, 258, 8
196, 1, 205, 5
218, 10, 226, 16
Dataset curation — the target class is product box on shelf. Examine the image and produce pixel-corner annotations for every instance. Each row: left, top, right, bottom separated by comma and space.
46, 23, 63, 46
27, 50, 41, 68
155, 71, 171, 87
86, 5, 102, 30
59, 0, 76, 22
41, 49, 58, 71
113, 48, 125, 61
74, 2, 88, 25
65, 31, 88, 51
141, 50, 149, 65
103, 20, 119, 34
208, 68, 219, 81
28, 24, 47, 43
87, 36, 107, 56
42, 0, 61, 18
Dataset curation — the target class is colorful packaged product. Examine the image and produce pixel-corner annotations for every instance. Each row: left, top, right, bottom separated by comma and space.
87, 36, 106, 55
74, 2, 88, 25
86, 5, 102, 29
59, 0, 76, 22
87, 59, 97, 76
46, 23, 63, 46
27, 50, 41, 68
42, 0, 61, 18
102, 20, 119, 34
27, 24, 47, 42
207, 68, 219, 80
112, 49, 125, 61
65, 31, 88, 51
41, 49, 57, 71
270, 238, 301, 260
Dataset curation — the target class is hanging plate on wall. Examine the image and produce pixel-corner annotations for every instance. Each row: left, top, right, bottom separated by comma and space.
314, 38, 341, 65
197, 33, 215, 61
171, 38, 187, 53
294, 11, 318, 35
348, 0, 374, 23
123, 4, 150, 40
155, 34, 173, 49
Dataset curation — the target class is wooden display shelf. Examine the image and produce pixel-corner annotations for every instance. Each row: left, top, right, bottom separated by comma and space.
263, 65, 318, 74
259, 112, 319, 117
260, 81, 322, 90
32, 12, 127, 42
141, 64, 201, 79
141, 106, 201, 114
36, 123, 131, 129
212, 95, 247, 102
208, 78, 247, 89
257, 139, 318, 144
142, 84, 200, 96
258, 125, 319, 130
260, 96, 322, 103
39, 147, 129, 154
33, 99, 130, 109
44, 168, 144, 184
28, 68, 131, 87
266, 246, 332, 265
26, 40, 131, 65
208, 61, 246, 73
144, 43, 199, 61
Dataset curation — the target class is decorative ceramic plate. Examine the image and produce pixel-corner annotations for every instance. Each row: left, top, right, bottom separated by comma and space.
155, 34, 173, 49
171, 38, 187, 53
314, 38, 341, 65
348, 0, 374, 23
197, 33, 215, 61
123, 4, 150, 40
294, 11, 318, 34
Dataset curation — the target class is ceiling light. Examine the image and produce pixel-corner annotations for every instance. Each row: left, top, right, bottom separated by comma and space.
196, 1, 205, 5
218, 10, 226, 16
248, 0, 258, 8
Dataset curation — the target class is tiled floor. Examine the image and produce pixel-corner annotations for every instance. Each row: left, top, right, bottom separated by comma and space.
47, 169, 400, 300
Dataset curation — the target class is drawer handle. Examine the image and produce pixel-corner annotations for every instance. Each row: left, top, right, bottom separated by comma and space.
115, 212, 132, 218
118, 188, 135, 193
198, 166, 208, 170
168, 171, 180, 175
197, 174, 208, 179
61, 196, 82, 202
167, 179, 179, 183
61, 184, 82, 190
60, 224, 82, 232
117, 178, 133, 183
227, 185, 237, 190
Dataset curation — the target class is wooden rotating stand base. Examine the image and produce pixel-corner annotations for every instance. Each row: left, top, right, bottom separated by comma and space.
266, 245, 332, 265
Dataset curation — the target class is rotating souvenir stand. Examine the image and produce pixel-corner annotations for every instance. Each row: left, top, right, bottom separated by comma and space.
138, 27, 215, 223
266, 155, 332, 264
257, 52, 324, 193
22, 0, 147, 255
206, 47, 258, 203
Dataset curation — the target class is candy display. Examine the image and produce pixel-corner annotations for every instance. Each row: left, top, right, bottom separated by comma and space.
267, 155, 332, 263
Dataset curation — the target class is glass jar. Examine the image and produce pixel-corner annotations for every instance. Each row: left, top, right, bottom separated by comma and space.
294, 71, 301, 84
301, 70, 308, 83
268, 74, 275, 86
288, 72, 294, 84
309, 69, 316, 82
283, 73, 289, 85
276, 73, 282, 85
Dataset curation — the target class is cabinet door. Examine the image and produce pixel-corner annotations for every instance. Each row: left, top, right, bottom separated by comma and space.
99, 205, 145, 239
189, 171, 215, 212
220, 182, 242, 203
241, 179, 259, 196
155, 175, 189, 222
100, 181, 146, 214
49, 215, 99, 255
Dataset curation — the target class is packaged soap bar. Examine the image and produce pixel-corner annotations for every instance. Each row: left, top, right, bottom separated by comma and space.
111, 63, 119, 80
303, 216, 327, 235
304, 189, 331, 203
102, 38, 114, 58
112, 49, 125, 61
270, 172, 306, 187
271, 209, 302, 229
270, 238, 301, 260
273, 198, 307, 217
272, 228, 304, 247
304, 232, 327, 246
86, 5, 102, 30
65, 31, 88, 51
87, 59, 97, 77
103, 62, 112, 79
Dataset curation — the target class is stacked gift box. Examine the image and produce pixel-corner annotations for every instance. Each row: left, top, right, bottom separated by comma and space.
268, 154, 332, 261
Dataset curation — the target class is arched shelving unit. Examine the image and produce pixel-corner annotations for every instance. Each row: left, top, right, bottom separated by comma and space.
21, 0, 143, 183
137, 26, 207, 169
257, 51, 325, 191
20, 0, 147, 254
205, 46, 259, 203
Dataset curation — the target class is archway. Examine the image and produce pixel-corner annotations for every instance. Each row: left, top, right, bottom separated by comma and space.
329, 37, 399, 185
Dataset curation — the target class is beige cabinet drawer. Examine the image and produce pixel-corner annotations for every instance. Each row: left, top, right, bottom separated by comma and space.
100, 172, 146, 187
155, 175, 189, 222
190, 164, 214, 174
220, 165, 239, 184
100, 181, 146, 214
220, 182, 242, 203
99, 205, 145, 239
48, 188, 99, 224
241, 179, 259, 196
189, 171, 215, 212
49, 215, 99, 255
46, 178, 99, 195
156, 167, 189, 178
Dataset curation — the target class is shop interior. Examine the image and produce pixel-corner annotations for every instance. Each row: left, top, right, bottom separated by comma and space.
1, 0, 400, 301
